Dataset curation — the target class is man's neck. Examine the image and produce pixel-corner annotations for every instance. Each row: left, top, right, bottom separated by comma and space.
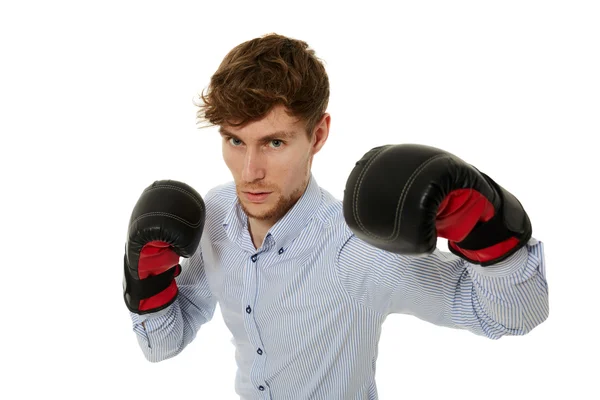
247, 218, 275, 249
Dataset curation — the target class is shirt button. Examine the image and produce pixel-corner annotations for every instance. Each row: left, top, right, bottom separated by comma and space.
251, 254, 258, 262
278, 248, 284, 254
257, 348, 263, 355
258, 385, 265, 391
246, 306, 252, 314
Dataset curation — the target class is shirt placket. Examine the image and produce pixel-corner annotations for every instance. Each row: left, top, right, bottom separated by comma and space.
241, 237, 272, 398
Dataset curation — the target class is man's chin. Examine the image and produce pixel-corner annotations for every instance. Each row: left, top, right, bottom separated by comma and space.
238, 197, 274, 220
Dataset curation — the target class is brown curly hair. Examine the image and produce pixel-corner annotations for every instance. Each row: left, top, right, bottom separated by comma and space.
195, 33, 330, 137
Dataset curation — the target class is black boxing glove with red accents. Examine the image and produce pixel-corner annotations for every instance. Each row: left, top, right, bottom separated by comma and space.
123, 180, 205, 314
343, 144, 532, 266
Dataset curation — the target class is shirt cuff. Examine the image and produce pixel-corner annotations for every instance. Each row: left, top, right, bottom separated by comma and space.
130, 304, 173, 324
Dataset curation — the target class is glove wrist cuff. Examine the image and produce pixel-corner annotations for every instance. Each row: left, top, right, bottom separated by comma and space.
123, 255, 180, 314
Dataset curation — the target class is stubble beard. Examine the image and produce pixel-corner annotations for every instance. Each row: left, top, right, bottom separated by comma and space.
237, 178, 307, 223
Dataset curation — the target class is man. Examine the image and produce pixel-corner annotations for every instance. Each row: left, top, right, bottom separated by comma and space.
123, 33, 549, 399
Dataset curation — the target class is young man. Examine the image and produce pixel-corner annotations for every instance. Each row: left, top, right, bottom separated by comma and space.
123, 33, 549, 399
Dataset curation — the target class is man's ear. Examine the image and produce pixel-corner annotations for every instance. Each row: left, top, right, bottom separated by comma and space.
311, 113, 330, 155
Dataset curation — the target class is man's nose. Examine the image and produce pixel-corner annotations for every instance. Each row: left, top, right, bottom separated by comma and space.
242, 148, 266, 182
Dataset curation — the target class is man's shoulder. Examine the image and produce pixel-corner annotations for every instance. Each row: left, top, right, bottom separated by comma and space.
205, 181, 237, 202
202, 181, 237, 222
314, 186, 353, 236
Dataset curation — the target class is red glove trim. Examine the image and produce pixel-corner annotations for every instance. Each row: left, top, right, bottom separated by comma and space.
436, 188, 495, 242
449, 237, 520, 264
138, 241, 180, 279
137, 240, 180, 311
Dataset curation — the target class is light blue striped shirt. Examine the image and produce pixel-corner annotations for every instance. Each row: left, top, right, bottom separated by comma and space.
129, 173, 549, 399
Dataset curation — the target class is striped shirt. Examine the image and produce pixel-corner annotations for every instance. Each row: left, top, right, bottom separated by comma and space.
129, 173, 549, 399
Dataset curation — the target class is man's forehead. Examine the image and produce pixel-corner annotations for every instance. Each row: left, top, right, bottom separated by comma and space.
218, 126, 299, 140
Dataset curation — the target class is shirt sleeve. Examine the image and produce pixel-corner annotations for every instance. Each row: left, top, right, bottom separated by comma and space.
336, 234, 549, 339
129, 248, 218, 361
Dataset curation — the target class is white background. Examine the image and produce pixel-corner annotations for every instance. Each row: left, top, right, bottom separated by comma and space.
1, 1, 598, 399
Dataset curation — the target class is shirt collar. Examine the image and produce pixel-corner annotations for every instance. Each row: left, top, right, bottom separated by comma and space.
222, 173, 322, 252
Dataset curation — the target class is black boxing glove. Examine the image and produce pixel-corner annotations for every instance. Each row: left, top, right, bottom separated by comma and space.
123, 180, 205, 314
343, 144, 532, 266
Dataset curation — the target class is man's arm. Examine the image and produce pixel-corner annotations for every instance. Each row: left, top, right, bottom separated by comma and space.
337, 234, 548, 339
343, 144, 534, 265
130, 249, 217, 362
123, 180, 217, 362
389, 237, 548, 338
340, 143, 549, 337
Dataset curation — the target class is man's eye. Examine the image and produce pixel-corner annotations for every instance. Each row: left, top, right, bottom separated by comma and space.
270, 140, 283, 148
229, 138, 242, 146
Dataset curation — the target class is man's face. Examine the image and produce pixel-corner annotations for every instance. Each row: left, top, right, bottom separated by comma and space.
220, 105, 327, 224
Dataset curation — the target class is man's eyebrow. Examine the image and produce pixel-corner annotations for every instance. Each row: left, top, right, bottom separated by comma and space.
218, 127, 297, 142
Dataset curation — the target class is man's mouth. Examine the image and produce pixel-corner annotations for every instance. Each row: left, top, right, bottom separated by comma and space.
242, 191, 272, 203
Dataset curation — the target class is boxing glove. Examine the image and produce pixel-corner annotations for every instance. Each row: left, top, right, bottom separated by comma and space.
343, 144, 532, 266
123, 180, 205, 314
